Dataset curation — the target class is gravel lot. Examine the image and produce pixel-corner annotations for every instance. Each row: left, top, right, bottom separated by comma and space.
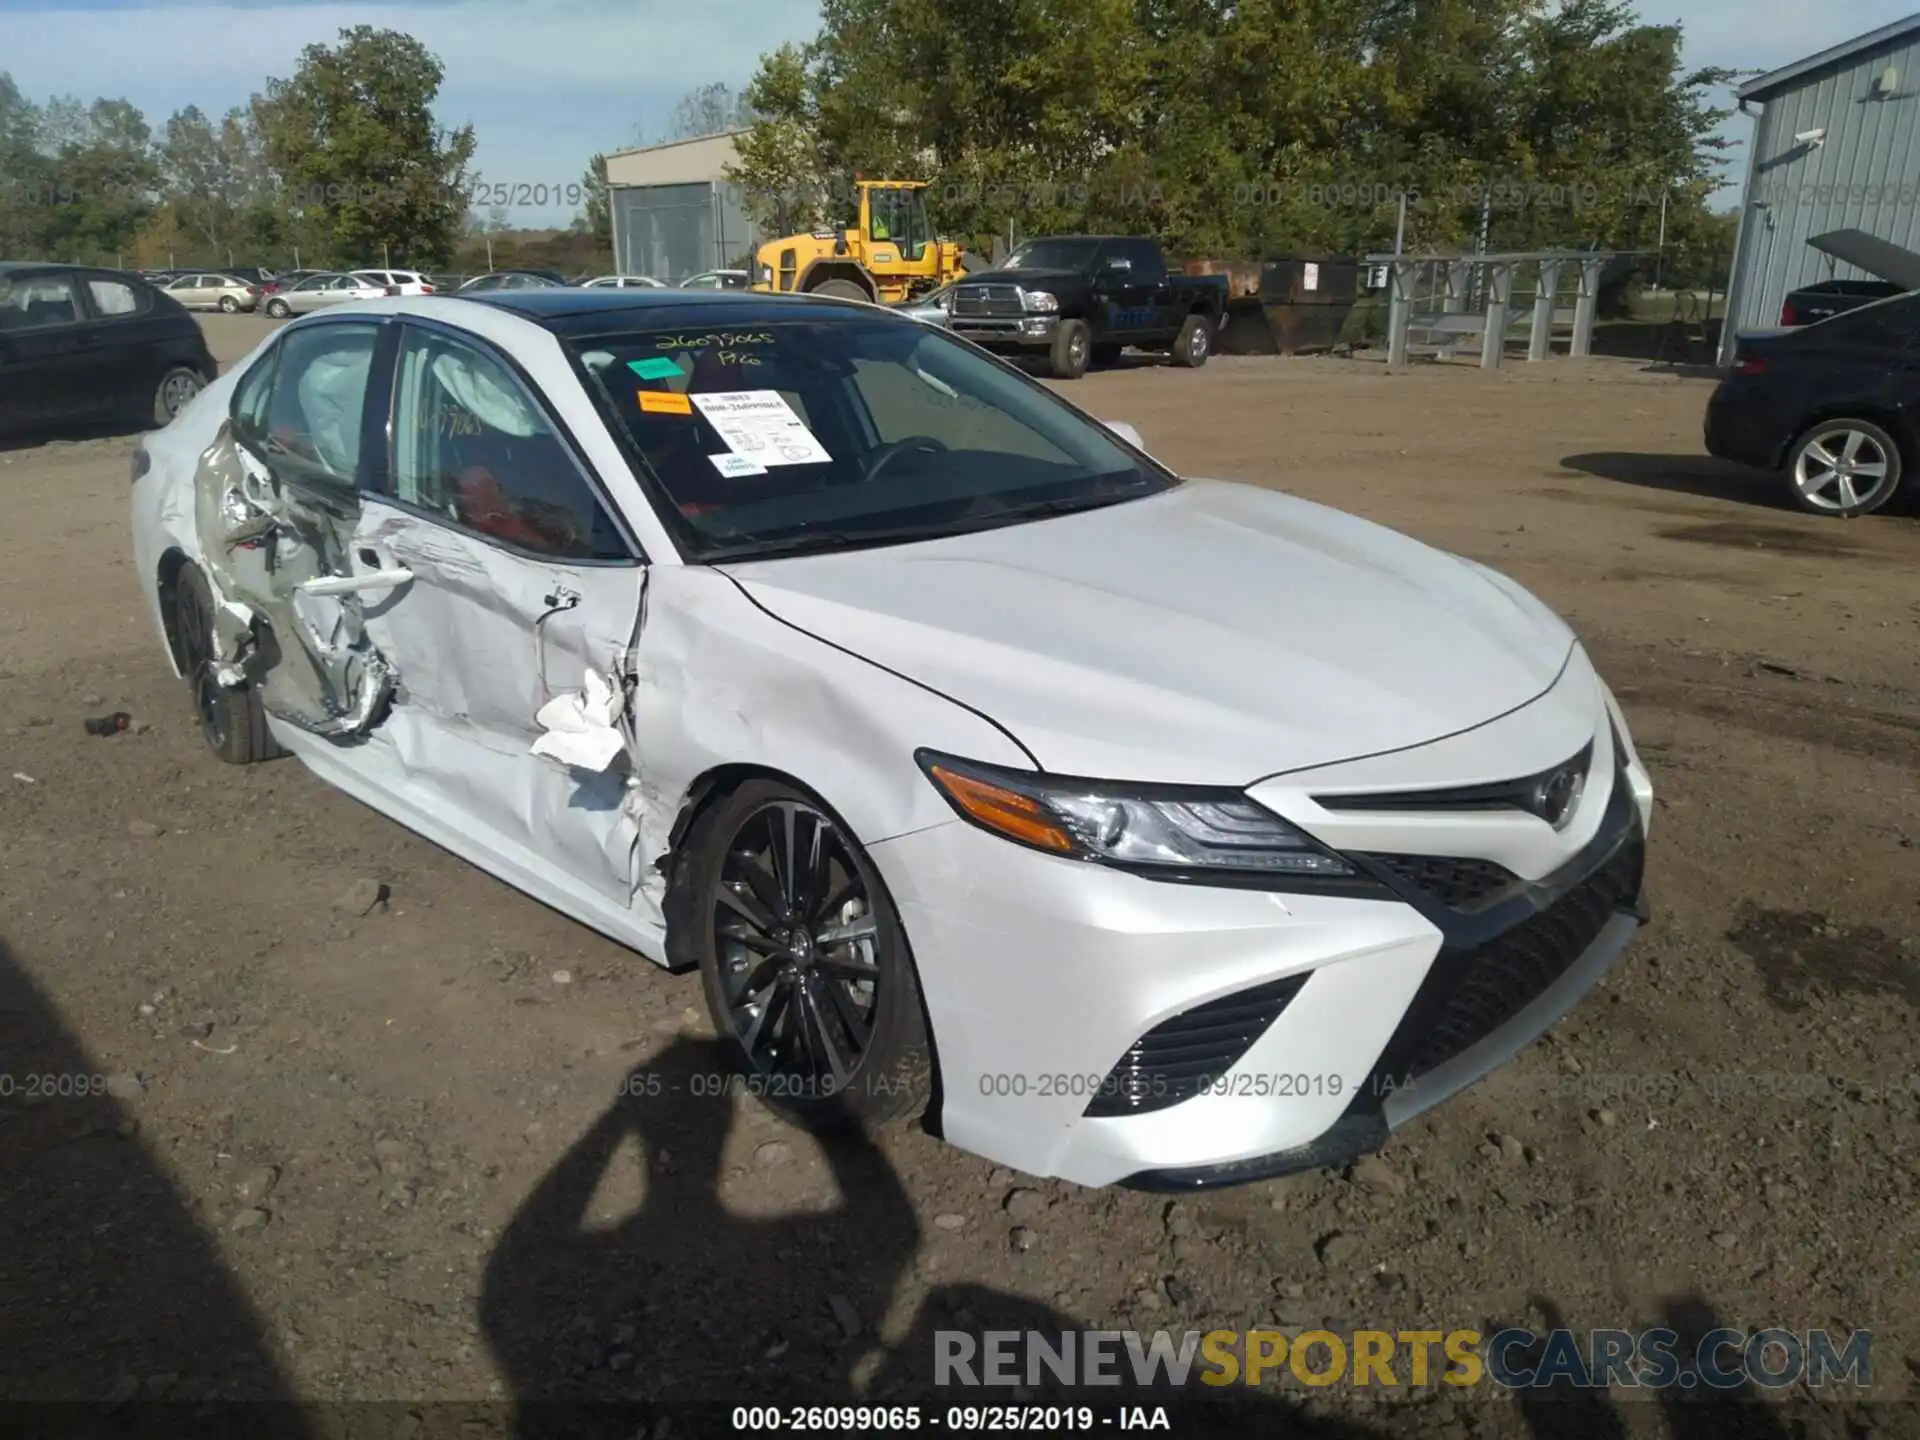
2, 312, 1916, 1434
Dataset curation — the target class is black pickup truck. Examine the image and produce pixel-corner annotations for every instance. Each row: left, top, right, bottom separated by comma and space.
944, 235, 1230, 378
1777, 228, 1920, 326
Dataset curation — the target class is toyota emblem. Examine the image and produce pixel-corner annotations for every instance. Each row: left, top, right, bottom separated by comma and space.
1534, 767, 1584, 829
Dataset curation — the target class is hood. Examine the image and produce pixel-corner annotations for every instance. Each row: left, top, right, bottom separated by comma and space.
1807, 229, 1920, 291
721, 480, 1576, 785
955, 267, 1087, 289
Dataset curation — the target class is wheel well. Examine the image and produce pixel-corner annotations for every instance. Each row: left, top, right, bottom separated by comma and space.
157, 548, 191, 671
654, 761, 947, 1133
1781, 407, 1913, 470
798, 262, 877, 301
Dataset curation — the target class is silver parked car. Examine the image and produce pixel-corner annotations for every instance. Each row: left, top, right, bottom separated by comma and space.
679, 269, 751, 290
262, 273, 396, 318
897, 283, 955, 328
163, 272, 262, 313
580, 274, 667, 289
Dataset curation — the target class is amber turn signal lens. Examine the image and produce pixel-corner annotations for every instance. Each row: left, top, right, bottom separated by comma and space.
928, 765, 1074, 853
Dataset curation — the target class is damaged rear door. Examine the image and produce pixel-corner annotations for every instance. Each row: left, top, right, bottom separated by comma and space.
340, 317, 650, 908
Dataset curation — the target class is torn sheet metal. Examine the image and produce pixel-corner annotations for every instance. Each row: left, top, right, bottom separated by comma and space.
189, 421, 393, 736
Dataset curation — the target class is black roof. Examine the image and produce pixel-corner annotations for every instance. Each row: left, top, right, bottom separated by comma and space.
463, 286, 878, 334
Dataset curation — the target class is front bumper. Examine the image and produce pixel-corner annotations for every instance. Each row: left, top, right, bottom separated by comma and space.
872, 684, 1654, 1190
949, 315, 1059, 348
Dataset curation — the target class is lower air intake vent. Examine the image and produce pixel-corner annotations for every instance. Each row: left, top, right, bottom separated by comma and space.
1084, 973, 1309, 1118
1381, 835, 1644, 1086
1364, 853, 1520, 912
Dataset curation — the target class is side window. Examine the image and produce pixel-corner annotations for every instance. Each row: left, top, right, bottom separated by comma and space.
1121, 240, 1166, 283
257, 324, 381, 487
0, 275, 82, 330
232, 346, 279, 437
385, 328, 630, 560
87, 277, 145, 317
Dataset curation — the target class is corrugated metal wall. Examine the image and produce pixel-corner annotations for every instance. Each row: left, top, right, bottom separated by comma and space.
609, 181, 756, 284
1722, 31, 1920, 362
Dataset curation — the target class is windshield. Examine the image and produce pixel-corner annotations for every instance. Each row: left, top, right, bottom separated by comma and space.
569, 317, 1174, 562
1002, 238, 1103, 272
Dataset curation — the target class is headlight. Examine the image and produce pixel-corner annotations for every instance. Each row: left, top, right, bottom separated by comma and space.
1020, 289, 1058, 313
916, 750, 1365, 885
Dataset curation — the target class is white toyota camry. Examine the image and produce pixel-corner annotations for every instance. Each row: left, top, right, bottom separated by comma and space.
130, 288, 1653, 1189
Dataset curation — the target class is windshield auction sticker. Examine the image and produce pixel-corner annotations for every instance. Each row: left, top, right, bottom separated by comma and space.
690, 390, 831, 466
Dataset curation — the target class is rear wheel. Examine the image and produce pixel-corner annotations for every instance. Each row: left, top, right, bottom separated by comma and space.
1170, 312, 1212, 368
808, 279, 870, 303
152, 366, 204, 427
170, 563, 282, 765
1787, 418, 1903, 517
681, 779, 933, 1132
218, 295, 239, 313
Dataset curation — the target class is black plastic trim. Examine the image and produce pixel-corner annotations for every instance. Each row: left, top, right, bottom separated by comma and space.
1316, 740, 1593, 818
1120, 1112, 1390, 1191
1084, 972, 1310, 1118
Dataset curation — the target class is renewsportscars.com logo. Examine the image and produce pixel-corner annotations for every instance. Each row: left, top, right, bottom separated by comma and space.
935, 1328, 1872, 1391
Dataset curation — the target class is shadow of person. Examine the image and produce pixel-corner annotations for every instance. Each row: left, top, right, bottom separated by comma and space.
0, 936, 310, 1428
480, 1035, 923, 1431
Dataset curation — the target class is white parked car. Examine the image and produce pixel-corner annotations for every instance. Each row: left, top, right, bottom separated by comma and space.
580, 274, 667, 289
352, 268, 436, 296
129, 288, 1652, 1189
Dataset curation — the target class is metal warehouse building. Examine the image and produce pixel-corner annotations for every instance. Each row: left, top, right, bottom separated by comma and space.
603, 131, 756, 285
1720, 14, 1920, 364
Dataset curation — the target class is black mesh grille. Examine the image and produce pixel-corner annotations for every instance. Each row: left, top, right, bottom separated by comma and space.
1084, 973, 1309, 1118
1364, 853, 1519, 912
1386, 836, 1644, 1084
952, 283, 1024, 317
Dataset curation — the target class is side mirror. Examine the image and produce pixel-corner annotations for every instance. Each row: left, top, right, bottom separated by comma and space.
1103, 420, 1144, 449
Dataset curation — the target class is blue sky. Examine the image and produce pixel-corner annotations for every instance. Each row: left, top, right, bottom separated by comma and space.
2, 0, 1915, 226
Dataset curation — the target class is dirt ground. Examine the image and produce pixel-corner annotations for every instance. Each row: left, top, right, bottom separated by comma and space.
2, 312, 1917, 1434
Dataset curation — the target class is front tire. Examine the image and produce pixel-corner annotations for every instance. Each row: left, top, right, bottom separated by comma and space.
1787, 418, 1903, 516
170, 563, 282, 765
1049, 318, 1091, 379
265, 298, 291, 318
679, 780, 933, 1132
1171, 312, 1212, 368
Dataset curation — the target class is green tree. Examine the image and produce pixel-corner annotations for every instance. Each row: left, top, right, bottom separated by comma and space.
251, 25, 476, 268
0, 74, 50, 256
574, 152, 610, 238
38, 98, 159, 264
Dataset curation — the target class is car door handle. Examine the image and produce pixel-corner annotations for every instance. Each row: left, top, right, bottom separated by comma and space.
301, 566, 414, 597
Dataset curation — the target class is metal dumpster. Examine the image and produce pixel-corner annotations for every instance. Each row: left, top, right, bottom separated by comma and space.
1180, 255, 1360, 354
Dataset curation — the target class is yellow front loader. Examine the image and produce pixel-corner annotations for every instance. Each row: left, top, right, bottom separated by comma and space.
749, 178, 964, 305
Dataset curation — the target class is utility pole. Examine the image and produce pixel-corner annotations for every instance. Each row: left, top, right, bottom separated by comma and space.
1653, 188, 1669, 291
